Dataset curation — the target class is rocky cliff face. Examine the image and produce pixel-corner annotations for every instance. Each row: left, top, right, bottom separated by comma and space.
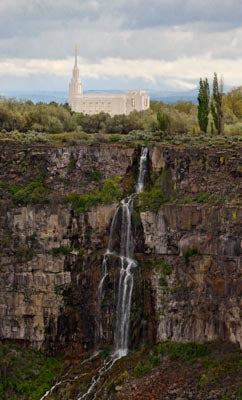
143, 144, 241, 348
0, 142, 241, 353
141, 205, 241, 346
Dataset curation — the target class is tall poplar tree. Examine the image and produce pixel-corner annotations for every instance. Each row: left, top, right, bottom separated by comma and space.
211, 73, 224, 135
197, 78, 210, 133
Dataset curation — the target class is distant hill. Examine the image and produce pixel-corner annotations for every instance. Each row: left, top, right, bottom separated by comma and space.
0, 86, 232, 105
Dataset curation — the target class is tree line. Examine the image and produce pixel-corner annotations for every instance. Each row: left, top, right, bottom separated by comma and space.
0, 80, 241, 137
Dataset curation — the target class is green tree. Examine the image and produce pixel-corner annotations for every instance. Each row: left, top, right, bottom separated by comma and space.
197, 78, 210, 133
224, 86, 242, 120
157, 111, 170, 131
211, 73, 224, 135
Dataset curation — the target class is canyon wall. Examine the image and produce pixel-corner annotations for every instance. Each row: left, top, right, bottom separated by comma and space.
0, 142, 241, 352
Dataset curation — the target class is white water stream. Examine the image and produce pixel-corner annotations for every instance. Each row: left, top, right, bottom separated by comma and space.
39, 147, 148, 400
98, 146, 148, 358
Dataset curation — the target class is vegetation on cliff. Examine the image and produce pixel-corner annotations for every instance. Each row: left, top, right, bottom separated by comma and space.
0, 180, 49, 205
3, 341, 239, 400
65, 176, 123, 213
138, 167, 175, 212
0, 344, 64, 400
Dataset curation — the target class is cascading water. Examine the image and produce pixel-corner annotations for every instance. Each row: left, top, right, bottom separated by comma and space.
77, 147, 148, 399
136, 147, 148, 194
39, 148, 148, 400
99, 146, 148, 357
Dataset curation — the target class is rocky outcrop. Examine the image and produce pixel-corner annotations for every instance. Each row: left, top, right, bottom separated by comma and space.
139, 144, 241, 349
140, 204, 241, 349
0, 142, 241, 353
149, 144, 241, 200
0, 203, 118, 350
141, 205, 241, 256
0, 142, 136, 196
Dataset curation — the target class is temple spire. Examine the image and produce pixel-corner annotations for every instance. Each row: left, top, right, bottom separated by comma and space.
75, 44, 78, 67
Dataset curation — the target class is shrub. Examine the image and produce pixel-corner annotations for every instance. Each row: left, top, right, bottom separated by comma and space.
51, 246, 72, 256
79, 247, 87, 256
132, 210, 142, 227
157, 111, 170, 131
157, 342, 208, 361
196, 192, 210, 203
15, 247, 35, 263
67, 158, 76, 174
156, 258, 172, 276
183, 247, 201, 264
0, 344, 62, 400
65, 177, 123, 213
115, 370, 129, 385
87, 169, 102, 182
198, 373, 209, 387
132, 362, 151, 378
13, 182, 49, 205
109, 134, 122, 143
139, 187, 168, 213
0, 130, 49, 144
149, 355, 161, 367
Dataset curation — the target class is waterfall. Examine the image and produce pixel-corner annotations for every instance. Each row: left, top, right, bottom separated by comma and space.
136, 147, 148, 193
40, 148, 148, 400
99, 147, 148, 358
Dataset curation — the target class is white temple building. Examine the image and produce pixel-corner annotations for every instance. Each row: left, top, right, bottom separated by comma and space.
68, 48, 150, 116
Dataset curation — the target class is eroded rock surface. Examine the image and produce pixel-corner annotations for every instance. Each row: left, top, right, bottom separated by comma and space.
0, 143, 241, 353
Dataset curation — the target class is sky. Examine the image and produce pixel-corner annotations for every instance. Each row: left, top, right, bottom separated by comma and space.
0, 0, 241, 92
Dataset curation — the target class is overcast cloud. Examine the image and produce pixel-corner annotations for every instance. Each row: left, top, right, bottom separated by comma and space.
0, 0, 241, 91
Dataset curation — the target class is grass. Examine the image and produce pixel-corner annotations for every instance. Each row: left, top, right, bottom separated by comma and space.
65, 176, 123, 213
0, 344, 64, 400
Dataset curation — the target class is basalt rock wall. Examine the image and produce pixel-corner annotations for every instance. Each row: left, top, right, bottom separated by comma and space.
0, 142, 241, 352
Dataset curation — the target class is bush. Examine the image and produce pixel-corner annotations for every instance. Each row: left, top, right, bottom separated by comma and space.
139, 187, 168, 213
149, 355, 161, 367
0, 130, 49, 144
196, 192, 210, 203
87, 169, 102, 182
65, 176, 123, 213
15, 247, 35, 263
13, 182, 49, 205
0, 344, 62, 400
51, 246, 72, 256
132, 210, 142, 227
157, 342, 209, 361
198, 373, 209, 387
132, 361, 151, 378
157, 111, 170, 131
183, 247, 201, 264
156, 258, 172, 276
115, 370, 129, 385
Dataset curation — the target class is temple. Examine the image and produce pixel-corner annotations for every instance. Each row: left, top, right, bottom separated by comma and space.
68, 47, 150, 116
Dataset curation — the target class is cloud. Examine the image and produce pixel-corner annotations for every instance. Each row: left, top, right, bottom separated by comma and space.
0, 54, 241, 89
0, 0, 241, 90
